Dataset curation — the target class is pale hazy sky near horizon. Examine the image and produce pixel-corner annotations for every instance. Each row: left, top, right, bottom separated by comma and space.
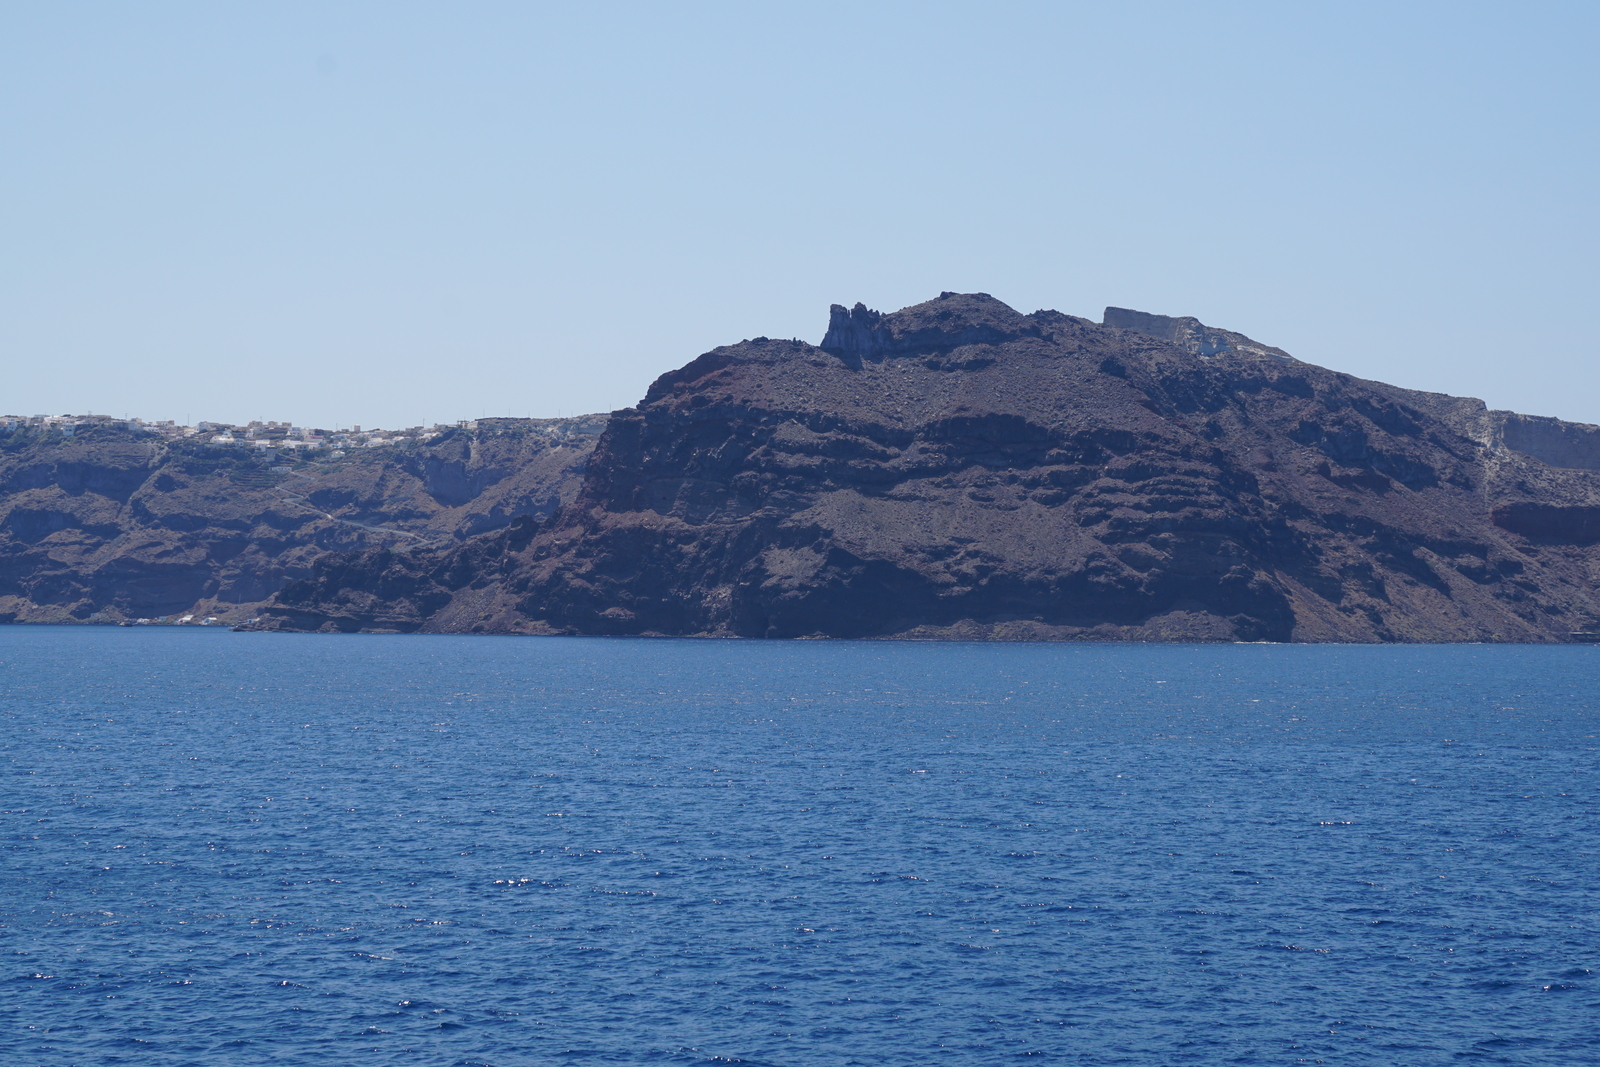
3, 1, 1597, 429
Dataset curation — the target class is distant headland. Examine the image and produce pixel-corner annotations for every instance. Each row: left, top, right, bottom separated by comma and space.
9, 293, 1600, 642
0, 413, 607, 626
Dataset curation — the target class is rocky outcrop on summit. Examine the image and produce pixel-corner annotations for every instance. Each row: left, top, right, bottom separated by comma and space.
0, 417, 603, 624
1102, 307, 1295, 363
258, 293, 1600, 642
821, 293, 1056, 361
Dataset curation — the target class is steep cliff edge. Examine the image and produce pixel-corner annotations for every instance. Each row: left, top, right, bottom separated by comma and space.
0, 416, 603, 624
254, 293, 1600, 641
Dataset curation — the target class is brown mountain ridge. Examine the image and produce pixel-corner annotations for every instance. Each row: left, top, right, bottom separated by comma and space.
252, 292, 1600, 642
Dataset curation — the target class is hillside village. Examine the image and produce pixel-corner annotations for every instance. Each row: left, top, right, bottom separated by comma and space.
0, 413, 485, 454
0, 411, 606, 628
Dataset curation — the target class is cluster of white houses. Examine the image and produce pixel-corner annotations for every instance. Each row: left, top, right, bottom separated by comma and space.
0, 413, 479, 452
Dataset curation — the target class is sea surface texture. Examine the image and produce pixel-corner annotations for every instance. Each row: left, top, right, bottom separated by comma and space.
3, 628, 1598, 1066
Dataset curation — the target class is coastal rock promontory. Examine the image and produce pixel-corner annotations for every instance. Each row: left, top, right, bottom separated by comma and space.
255, 293, 1600, 641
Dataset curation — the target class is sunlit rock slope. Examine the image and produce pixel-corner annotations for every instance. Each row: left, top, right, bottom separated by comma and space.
254, 293, 1600, 642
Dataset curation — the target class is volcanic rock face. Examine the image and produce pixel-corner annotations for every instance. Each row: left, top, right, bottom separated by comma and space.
0, 417, 603, 624
257, 293, 1600, 642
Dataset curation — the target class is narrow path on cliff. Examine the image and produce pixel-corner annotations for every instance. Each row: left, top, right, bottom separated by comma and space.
271, 471, 443, 545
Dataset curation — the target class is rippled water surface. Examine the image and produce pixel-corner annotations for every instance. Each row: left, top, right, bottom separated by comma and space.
4, 627, 1598, 1065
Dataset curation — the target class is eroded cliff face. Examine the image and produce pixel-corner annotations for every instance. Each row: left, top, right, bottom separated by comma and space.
0, 417, 603, 624
259, 292, 1600, 641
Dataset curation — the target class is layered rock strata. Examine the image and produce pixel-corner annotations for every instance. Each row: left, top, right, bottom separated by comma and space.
256, 293, 1600, 641
0, 416, 603, 624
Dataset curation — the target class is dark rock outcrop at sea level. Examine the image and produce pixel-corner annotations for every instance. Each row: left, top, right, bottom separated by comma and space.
255, 293, 1600, 642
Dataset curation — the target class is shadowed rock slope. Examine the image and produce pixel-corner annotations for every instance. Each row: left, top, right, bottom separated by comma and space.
259, 293, 1600, 641
0, 416, 604, 624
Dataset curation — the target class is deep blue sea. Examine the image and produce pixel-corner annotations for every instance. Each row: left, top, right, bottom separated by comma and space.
3, 627, 1598, 1066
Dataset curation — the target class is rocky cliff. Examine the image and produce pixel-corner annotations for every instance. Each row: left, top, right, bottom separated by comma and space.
252, 292, 1600, 642
0, 416, 603, 624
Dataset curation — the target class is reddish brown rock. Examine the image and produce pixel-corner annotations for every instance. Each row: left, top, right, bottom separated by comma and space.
258, 293, 1600, 642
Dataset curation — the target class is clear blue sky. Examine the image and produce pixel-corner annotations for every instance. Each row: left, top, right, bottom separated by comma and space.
3, 1, 1596, 429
